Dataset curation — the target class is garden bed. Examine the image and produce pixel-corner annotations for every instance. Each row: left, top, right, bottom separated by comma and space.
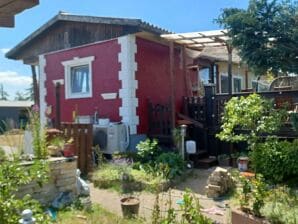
92, 164, 170, 193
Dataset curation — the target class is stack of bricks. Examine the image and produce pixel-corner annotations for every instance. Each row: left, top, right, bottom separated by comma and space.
205, 167, 234, 198
17, 157, 78, 205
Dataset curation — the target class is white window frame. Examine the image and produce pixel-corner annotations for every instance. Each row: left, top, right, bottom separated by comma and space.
62, 56, 95, 99
219, 73, 243, 93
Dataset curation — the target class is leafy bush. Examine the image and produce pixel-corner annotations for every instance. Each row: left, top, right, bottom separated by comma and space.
136, 139, 161, 163
263, 186, 298, 224
155, 152, 185, 179
0, 160, 50, 224
217, 93, 286, 147
250, 138, 298, 183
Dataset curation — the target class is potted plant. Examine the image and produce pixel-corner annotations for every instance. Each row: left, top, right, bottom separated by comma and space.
217, 154, 230, 167
63, 138, 75, 157
119, 168, 140, 218
47, 137, 64, 157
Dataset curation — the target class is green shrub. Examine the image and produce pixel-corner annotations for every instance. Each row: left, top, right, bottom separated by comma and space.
0, 160, 50, 224
250, 138, 298, 183
155, 152, 185, 179
136, 139, 161, 163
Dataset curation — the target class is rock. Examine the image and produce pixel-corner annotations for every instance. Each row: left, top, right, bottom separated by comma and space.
205, 167, 234, 198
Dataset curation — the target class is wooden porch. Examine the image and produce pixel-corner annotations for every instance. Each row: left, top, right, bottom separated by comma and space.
148, 86, 298, 167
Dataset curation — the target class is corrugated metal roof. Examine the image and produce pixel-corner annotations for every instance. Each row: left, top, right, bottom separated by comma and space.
6, 12, 171, 59
0, 101, 33, 108
161, 29, 229, 51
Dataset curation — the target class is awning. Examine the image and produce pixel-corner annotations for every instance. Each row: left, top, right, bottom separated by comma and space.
161, 29, 229, 51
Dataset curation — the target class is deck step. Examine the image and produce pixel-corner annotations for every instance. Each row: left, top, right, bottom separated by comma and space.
196, 157, 218, 169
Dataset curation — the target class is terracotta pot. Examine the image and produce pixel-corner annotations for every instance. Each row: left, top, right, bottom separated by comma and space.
231, 209, 268, 224
63, 143, 75, 157
120, 196, 140, 218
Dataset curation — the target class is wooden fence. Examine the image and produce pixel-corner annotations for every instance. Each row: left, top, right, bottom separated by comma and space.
60, 123, 93, 175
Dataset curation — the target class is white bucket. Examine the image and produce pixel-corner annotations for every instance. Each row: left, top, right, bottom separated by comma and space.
186, 140, 196, 154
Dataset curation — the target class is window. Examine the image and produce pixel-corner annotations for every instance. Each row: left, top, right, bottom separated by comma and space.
62, 56, 94, 99
220, 73, 242, 93
199, 68, 210, 84
233, 77, 242, 93
220, 75, 229, 93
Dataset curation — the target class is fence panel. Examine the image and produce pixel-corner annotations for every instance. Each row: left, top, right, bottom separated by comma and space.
60, 123, 93, 174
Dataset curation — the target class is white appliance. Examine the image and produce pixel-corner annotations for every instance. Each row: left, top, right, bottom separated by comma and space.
93, 122, 129, 154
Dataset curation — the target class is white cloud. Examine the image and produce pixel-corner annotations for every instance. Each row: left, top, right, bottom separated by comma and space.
0, 71, 32, 86
0, 71, 32, 99
0, 48, 11, 54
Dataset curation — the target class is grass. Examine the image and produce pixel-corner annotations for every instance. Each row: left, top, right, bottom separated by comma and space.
57, 204, 144, 224
92, 164, 169, 193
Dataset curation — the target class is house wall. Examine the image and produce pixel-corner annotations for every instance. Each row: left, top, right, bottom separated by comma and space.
42, 35, 195, 134
217, 62, 256, 92
135, 37, 194, 134
43, 39, 121, 123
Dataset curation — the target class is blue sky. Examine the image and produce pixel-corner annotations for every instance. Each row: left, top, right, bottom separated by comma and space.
0, 0, 248, 99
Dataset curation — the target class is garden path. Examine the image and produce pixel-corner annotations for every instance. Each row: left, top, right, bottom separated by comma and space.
90, 168, 231, 224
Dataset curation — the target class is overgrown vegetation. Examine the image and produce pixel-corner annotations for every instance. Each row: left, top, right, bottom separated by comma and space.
151, 189, 212, 224
0, 159, 50, 224
92, 164, 168, 193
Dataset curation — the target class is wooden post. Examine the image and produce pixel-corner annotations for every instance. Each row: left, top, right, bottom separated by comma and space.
227, 45, 233, 95
169, 41, 176, 129
182, 46, 189, 96
55, 83, 61, 129
215, 64, 220, 94
31, 65, 39, 105
209, 63, 215, 84
245, 66, 249, 90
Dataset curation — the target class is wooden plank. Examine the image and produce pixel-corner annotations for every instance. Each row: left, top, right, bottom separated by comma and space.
0, 15, 14, 27
0, 0, 39, 15
55, 83, 61, 129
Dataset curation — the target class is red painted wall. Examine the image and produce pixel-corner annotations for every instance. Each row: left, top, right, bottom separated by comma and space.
135, 37, 196, 133
44, 39, 121, 123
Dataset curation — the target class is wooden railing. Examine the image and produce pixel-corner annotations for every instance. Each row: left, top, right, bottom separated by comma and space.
184, 85, 298, 129
60, 123, 93, 175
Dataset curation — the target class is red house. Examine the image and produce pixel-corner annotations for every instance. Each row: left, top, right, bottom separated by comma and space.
7, 12, 197, 137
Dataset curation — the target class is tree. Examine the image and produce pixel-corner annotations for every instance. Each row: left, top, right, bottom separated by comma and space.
0, 84, 9, 100
24, 83, 34, 101
217, 0, 298, 76
14, 91, 28, 101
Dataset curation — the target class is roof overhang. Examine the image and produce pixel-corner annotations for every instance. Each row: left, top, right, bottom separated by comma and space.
0, 0, 39, 27
161, 29, 229, 51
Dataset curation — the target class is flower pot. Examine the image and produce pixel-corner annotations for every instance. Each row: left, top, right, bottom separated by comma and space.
238, 157, 249, 171
47, 145, 62, 157
63, 143, 75, 157
231, 209, 267, 224
120, 196, 140, 218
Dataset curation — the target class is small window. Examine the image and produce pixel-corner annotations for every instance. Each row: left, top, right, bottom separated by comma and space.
221, 75, 229, 93
233, 77, 242, 93
70, 65, 90, 94
62, 56, 94, 99
199, 68, 209, 85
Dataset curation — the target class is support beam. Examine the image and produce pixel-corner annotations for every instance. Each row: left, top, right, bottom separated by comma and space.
245, 66, 249, 90
55, 83, 61, 129
169, 41, 176, 129
215, 64, 220, 93
227, 45, 233, 95
209, 63, 215, 84
31, 65, 39, 105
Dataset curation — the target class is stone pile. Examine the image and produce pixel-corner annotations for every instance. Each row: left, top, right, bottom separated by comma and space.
205, 167, 234, 198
